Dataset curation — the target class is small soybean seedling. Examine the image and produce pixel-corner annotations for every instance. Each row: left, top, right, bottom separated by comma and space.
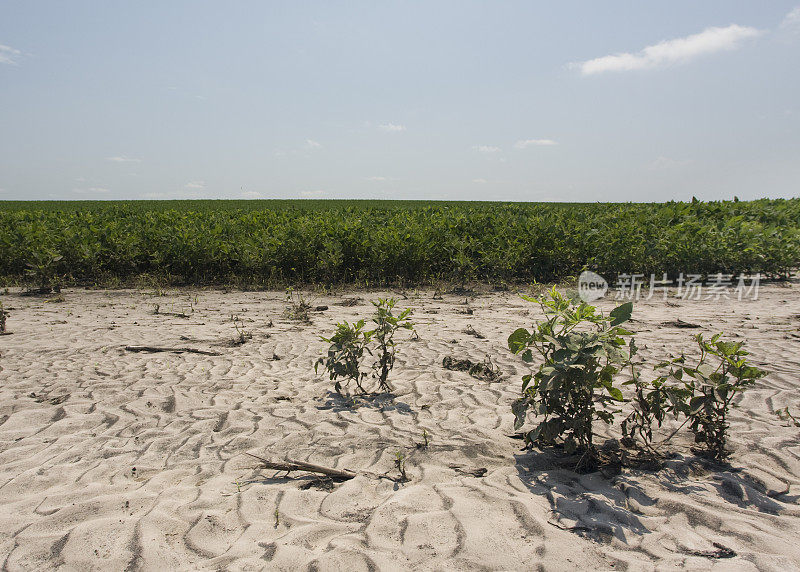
416, 429, 430, 450
316, 298, 414, 395
394, 451, 408, 482
777, 407, 800, 427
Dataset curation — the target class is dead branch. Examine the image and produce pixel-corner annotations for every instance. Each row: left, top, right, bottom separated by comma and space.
124, 345, 221, 356
246, 453, 357, 480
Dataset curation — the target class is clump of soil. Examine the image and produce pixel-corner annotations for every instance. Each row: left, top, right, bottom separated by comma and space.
442, 355, 501, 381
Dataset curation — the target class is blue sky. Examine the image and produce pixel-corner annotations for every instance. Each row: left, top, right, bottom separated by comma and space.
1, 1, 798, 202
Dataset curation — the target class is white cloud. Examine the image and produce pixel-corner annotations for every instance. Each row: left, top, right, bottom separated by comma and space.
472, 178, 487, 184
0, 44, 22, 65
473, 145, 501, 154
781, 6, 800, 32
379, 123, 406, 132
300, 190, 327, 198
365, 176, 387, 181
241, 190, 263, 199
106, 155, 141, 163
305, 139, 321, 149
185, 180, 206, 189
575, 24, 762, 75
514, 139, 558, 149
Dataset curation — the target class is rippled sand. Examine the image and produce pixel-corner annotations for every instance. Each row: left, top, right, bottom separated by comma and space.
0, 284, 799, 570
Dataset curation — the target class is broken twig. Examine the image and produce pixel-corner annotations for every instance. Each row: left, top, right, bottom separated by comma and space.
124, 345, 222, 356
246, 453, 357, 481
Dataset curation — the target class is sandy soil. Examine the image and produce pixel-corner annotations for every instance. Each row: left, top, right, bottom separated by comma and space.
0, 284, 799, 571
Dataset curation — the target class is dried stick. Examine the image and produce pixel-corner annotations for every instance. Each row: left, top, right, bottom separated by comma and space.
246, 453, 357, 480
124, 345, 221, 356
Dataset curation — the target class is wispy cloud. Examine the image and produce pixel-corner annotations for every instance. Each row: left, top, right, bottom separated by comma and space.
473, 145, 501, 154
106, 155, 141, 163
365, 176, 387, 181
241, 190, 263, 199
185, 181, 206, 190
379, 123, 406, 132
305, 139, 321, 149
0, 44, 22, 65
575, 24, 762, 75
781, 6, 800, 32
472, 178, 487, 184
514, 139, 558, 149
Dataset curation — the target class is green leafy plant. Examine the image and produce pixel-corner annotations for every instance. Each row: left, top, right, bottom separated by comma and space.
621, 335, 766, 462
1, 199, 799, 287
315, 318, 371, 394
620, 353, 692, 454
369, 298, 414, 392
315, 298, 413, 395
25, 250, 63, 294
0, 301, 7, 334
508, 288, 634, 466
678, 334, 766, 460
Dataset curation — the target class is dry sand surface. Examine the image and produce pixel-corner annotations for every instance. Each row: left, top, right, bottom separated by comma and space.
0, 284, 799, 571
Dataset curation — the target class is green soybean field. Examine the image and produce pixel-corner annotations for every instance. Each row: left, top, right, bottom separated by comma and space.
0, 199, 798, 287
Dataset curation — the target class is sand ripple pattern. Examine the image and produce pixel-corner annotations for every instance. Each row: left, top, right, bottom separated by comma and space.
0, 287, 799, 570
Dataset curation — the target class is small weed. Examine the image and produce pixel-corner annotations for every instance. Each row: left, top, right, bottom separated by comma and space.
416, 429, 430, 449
777, 407, 800, 427
394, 451, 409, 482
231, 315, 253, 346
0, 301, 7, 334
285, 287, 312, 322
463, 324, 484, 339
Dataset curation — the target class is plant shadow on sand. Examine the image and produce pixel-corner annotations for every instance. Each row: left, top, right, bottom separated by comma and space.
315, 390, 415, 415
514, 446, 795, 545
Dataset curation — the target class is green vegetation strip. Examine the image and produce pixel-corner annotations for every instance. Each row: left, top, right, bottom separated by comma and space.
0, 199, 798, 286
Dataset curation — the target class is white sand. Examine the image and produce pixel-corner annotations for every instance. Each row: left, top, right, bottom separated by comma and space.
0, 284, 799, 570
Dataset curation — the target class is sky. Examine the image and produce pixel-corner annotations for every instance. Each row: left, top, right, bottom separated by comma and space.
1, 1, 799, 202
